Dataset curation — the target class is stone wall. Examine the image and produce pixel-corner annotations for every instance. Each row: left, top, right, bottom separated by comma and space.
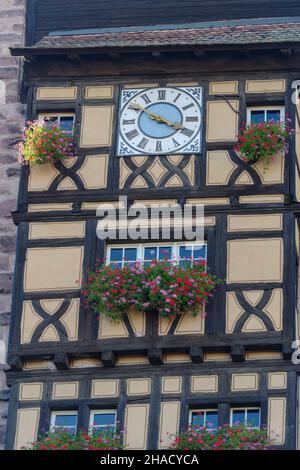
0, 0, 26, 449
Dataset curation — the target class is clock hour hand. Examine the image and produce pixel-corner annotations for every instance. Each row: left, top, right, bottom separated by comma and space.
129, 103, 183, 130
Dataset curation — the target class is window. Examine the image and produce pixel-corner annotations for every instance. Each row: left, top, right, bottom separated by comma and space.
247, 106, 285, 125
89, 410, 117, 433
230, 407, 261, 429
107, 242, 207, 267
189, 409, 218, 431
38, 112, 75, 134
50, 411, 78, 434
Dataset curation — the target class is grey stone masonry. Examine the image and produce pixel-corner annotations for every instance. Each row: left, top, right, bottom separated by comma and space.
0, 0, 26, 450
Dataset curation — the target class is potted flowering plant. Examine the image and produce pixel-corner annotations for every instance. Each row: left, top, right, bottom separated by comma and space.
83, 259, 222, 321
235, 119, 293, 170
17, 120, 74, 166
169, 424, 272, 450
23, 429, 124, 450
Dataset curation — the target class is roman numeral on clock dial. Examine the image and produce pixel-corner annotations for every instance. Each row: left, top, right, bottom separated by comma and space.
126, 129, 139, 140
137, 137, 149, 149
156, 141, 162, 152
180, 127, 194, 137
141, 93, 151, 104
123, 119, 136, 125
182, 103, 195, 111
185, 116, 198, 122
158, 90, 166, 100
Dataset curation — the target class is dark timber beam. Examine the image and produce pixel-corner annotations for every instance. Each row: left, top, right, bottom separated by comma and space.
102, 351, 116, 368
148, 349, 164, 365
54, 353, 70, 370
190, 346, 204, 363
231, 345, 246, 363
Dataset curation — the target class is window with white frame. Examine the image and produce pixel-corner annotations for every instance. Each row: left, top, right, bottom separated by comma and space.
50, 411, 78, 434
38, 112, 75, 134
230, 407, 261, 429
247, 106, 285, 125
189, 409, 219, 431
106, 242, 207, 268
89, 410, 117, 433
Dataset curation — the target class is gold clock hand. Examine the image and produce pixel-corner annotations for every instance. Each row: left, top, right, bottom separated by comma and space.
129, 103, 183, 130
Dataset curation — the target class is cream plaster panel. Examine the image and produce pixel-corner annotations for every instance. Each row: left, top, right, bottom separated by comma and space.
263, 289, 283, 331
159, 402, 180, 449
57, 177, 77, 191
235, 171, 254, 185
228, 214, 282, 232
119, 158, 132, 188
183, 155, 195, 183
98, 315, 129, 338
165, 174, 183, 187
167, 82, 198, 86
124, 404, 149, 449
23, 360, 56, 370
40, 299, 63, 314
52, 382, 78, 399
226, 292, 244, 334
148, 158, 168, 184
127, 378, 151, 396
70, 358, 103, 368
227, 238, 283, 283
116, 356, 149, 365
164, 353, 191, 363
206, 100, 239, 142
19, 383, 43, 401
40, 324, 59, 342
15, 408, 40, 449
37, 86, 77, 100
77, 154, 108, 189
242, 315, 267, 332
24, 246, 83, 292
246, 79, 286, 93
132, 175, 148, 188
159, 316, 173, 336
127, 307, 146, 336
29, 221, 85, 239
239, 195, 284, 204
124, 83, 158, 88
133, 199, 178, 207
62, 156, 78, 168
268, 372, 287, 390
85, 86, 114, 99
92, 379, 119, 398
204, 352, 231, 362
268, 397, 286, 445
253, 152, 284, 184
21, 301, 43, 344
246, 351, 282, 360
162, 377, 182, 394
80, 105, 114, 147
191, 375, 218, 393
174, 310, 204, 335
244, 290, 264, 306
60, 298, 80, 341
206, 150, 237, 185
231, 373, 258, 391
82, 200, 123, 210
28, 163, 60, 192
209, 81, 238, 95
186, 197, 230, 206
28, 203, 73, 212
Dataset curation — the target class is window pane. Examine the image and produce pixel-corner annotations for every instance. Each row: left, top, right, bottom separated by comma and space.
124, 248, 137, 262
266, 110, 281, 122
193, 245, 206, 260
110, 248, 123, 262
59, 116, 74, 132
191, 411, 204, 428
44, 116, 59, 126
205, 411, 218, 430
179, 245, 193, 260
55, 414, 77, 427
144, 247, 157, 260
159, 246, 172, 260
232, 410, 246, 425
247, 409, 260, 428
250, 110, 265, 123
93, 412, 116, 428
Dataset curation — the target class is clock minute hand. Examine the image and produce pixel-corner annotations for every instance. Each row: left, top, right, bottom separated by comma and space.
129, 103, 183, 130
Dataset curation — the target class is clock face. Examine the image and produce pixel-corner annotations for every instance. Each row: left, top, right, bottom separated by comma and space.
117, 86, 202, 156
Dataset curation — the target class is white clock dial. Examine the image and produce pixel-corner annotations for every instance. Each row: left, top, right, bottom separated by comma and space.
117, 86, 202, 156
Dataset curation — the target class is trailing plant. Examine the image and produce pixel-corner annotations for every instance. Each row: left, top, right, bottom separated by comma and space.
169, 423, 272, 450
235, 118, 293, 170
17, 119, 74, 166
23, 429, 124, 450
83, 259, 222, 321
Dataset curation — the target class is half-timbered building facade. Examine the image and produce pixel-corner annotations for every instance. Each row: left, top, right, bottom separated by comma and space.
5, 0, 300, 449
